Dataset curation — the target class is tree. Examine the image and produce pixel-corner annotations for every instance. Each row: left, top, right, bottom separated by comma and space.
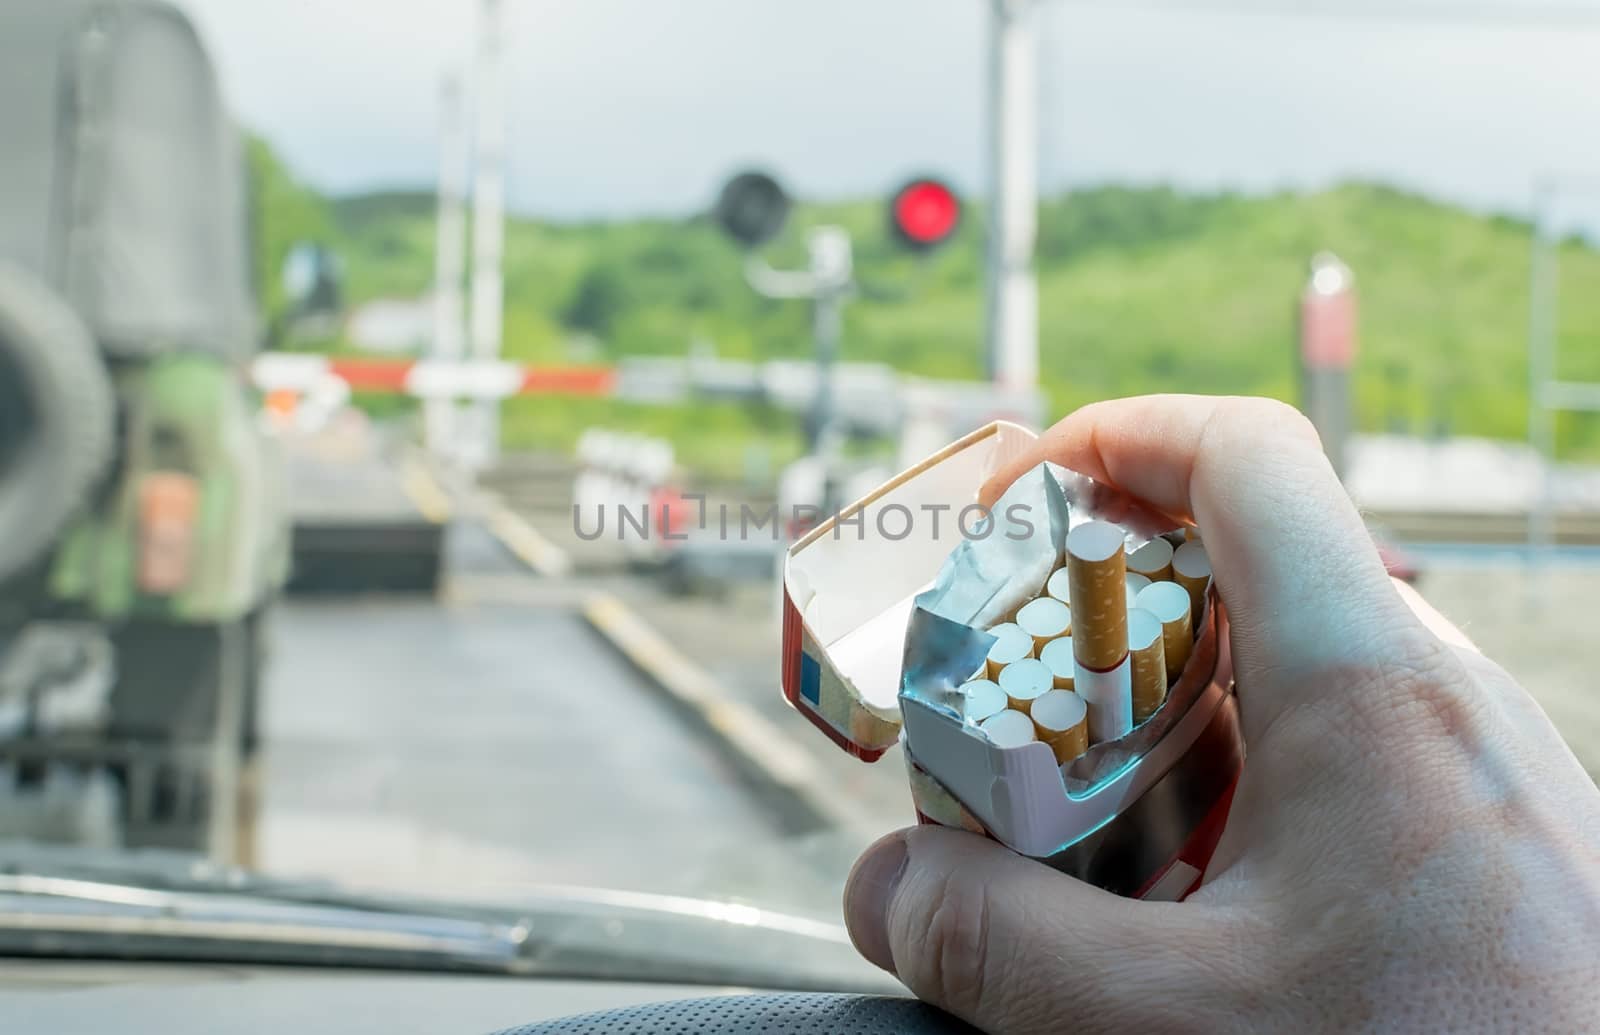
245, 135, 338, 341
562, 261, 633, 339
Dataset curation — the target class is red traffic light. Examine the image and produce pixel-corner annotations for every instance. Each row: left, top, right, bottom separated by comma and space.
890, 177, 961, 252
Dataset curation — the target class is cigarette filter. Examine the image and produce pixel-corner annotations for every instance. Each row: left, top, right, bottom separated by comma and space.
1184, 526, 1201, 542
1045, 567, 1072, 605
1065, 521, 1129, 672
998, 658, 1054, 714
1030, 688, 1090, 765
1125, 572, 1152, 607
959, 679, 1008, 724
986, 622, 1033, 680
1171, 541, 1212, 631
979, 708, 1037, 749
1128, 607, 1168, 724
1126, 536, 1174, 581
1038, 636, 1075, 690
1016, 596, 1071, 653
1073, 655, 1133, 742
1134, 581, 1193, 680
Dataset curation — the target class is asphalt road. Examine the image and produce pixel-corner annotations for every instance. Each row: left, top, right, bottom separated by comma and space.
253, 523, 859, 916
254, 488, 1600, 930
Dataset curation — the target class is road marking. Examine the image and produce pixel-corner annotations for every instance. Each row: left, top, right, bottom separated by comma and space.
397, 449, 574, 580
482, 494, 574, 578
582, 591, 866, 834
398, 454, 453, 524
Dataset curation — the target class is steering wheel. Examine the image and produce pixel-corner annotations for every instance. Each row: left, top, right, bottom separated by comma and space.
494, 993, 976, 1033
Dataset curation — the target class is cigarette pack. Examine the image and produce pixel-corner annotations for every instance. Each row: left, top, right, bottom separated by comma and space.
779, 422, 1243, 901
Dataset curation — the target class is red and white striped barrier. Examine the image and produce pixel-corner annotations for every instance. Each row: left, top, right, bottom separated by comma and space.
251, 353, 616, 400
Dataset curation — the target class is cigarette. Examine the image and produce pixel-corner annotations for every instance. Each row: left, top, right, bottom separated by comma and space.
1126, 536, 1174, 581
1128, 607, 1168, 724
1125, 572, 1152, 607
1016, 596, 1071, 654
985, 622, 1033, 680
1185, 526, 1202, 542
979, 708, 1038, 749
998, 658, 1054, 715
1171, 541, 1212, 631
1073, 656, 1133, 742
1038, 636, 1075, 690
1045, 567, 1072, 605
1066, 520, 1133, 742
1065, 521, 1128, 672
958, 679, 1008, 724
1030, 689, 1090, 765
1134, 580, 1193, 681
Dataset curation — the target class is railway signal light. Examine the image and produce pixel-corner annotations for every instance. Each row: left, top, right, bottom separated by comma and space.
889, 177, 962, 253
713, 170, 792, 250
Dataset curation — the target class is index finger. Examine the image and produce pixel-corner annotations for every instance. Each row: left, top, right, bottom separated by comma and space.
983, 395, 1432, 744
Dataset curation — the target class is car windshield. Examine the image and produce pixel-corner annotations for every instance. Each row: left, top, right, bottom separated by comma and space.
2, 0, 1599, 989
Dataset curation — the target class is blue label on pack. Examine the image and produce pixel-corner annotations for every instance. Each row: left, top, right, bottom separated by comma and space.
800, 652, 822, 706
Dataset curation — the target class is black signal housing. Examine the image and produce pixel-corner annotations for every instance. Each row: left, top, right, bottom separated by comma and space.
713, 171, 792, 250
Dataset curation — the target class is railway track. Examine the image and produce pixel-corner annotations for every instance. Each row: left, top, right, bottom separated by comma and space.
1365, 509, 1600, 547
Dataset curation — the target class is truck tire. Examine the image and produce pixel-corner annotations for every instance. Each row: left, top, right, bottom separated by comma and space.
0, 262, 115, 584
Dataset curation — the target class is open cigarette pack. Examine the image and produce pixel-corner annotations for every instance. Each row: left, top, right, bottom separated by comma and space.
780, 421, 1244, 901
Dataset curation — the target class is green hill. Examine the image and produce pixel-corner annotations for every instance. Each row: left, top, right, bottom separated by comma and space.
257, 138, 1600, 474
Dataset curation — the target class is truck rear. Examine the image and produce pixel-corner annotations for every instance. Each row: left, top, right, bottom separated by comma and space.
0, 0, 288, 862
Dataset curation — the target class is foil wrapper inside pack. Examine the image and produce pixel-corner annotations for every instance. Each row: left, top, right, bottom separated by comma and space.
900, 461, 1208, 795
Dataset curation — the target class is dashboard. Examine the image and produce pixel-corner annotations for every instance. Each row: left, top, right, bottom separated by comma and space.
3, 961, 746, 1033
1, 960, 972, 1034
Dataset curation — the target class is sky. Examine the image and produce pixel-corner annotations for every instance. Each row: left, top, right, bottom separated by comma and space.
179, 0, 1600, 226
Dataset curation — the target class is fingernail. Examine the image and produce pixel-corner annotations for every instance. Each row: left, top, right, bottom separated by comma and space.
844, 833, 909, 973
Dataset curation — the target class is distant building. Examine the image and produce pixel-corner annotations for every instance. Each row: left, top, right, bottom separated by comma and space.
344, 297, 434, 354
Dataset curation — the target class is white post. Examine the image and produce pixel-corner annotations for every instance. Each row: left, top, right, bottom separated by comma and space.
466, 0, 507, 469
428, 74, 469, 460
808, 227, 852, 513
1527, 183, 1557, 557
985, 0, 1040, 396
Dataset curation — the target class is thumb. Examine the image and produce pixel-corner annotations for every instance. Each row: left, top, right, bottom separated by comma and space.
844, 827, 1260, 1034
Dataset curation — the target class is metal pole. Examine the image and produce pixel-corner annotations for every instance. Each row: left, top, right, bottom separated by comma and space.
428, 74, 469, 460
810, 294, 840, 457
1527, 183, 1558, 556
807, 227, 852, 513
985, 0, 1040, 396
466, 0, 507, 470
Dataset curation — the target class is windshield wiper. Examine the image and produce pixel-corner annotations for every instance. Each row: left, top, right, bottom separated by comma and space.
0, 851, 895, 993
0, 873, 529, 973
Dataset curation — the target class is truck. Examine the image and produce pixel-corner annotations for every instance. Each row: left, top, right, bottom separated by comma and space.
0, 0, 289, 862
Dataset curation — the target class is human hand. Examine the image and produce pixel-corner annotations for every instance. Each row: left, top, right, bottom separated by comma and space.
843, 396, 1600, 1033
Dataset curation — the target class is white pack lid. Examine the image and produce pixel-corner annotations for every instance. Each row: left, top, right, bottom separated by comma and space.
779, 421, 1041, 759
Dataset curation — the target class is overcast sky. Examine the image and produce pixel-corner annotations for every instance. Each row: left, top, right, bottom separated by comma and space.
179, 0, 1600, 225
